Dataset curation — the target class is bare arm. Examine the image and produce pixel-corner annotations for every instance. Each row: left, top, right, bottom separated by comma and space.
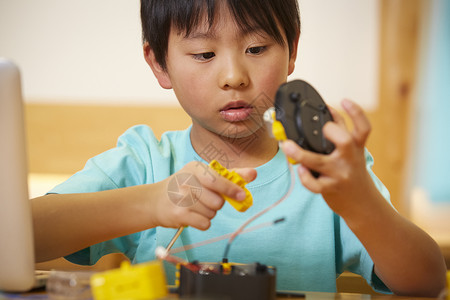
32, 162, 256, 263
341, 179, 446, 297
282, 99, 446, 297
32, 184, 159, 263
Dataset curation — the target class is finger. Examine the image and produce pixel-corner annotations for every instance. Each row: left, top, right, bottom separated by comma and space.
281, 139, 304, 163
281, 140, 328, 174
190, 162, 247, 201
166, 204, 212, 230
182, 211, 212, 231
197, 188, 225, 211
281, 140, 323, 164
297, 164, 339, 195
297, 164, 322, 193
322, 121, 353, 150
207, 172, 248, 201
233, 168, 257, 183
341, 99, 371, 147
190, 197, 218, 220
327, 105, 347, 128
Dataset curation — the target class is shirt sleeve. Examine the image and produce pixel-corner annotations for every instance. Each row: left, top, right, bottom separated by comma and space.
49, 125, 157, 265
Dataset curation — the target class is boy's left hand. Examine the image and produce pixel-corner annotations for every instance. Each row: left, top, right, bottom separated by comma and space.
282, 99, 448, 297
281, 99, 376, 217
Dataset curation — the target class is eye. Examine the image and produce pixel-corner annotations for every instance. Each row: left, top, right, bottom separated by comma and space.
246, 46, 266, 55
192, 52, 215, 61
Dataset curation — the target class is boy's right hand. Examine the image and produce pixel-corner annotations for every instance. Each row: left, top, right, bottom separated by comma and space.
148, 161, 257, 231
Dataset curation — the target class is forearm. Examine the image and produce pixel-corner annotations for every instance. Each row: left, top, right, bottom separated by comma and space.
341, 181, 447, 297
31, 184, 157, 263
31, 161, 254, 263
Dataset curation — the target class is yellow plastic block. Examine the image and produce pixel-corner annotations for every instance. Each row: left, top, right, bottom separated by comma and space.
209, 160, 253, 212
272, 120, 287, 142
447, 270, 450, 300
266, 111, 296, 164
221, 261, 232, 275
272, 117, 297, 164
90, 260, 167, 300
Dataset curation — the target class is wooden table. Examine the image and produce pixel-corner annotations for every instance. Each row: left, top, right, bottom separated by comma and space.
281, 291, 443, 299
3, 291, 443, 300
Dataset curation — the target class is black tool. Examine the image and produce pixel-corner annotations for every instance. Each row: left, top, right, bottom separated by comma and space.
274, 79, 335, 177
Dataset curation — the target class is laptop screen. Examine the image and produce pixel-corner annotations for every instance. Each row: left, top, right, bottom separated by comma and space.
0, 58, 35, 292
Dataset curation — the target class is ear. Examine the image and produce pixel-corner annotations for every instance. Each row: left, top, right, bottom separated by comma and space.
143, 43, 172, 89
287, 32, 300, 76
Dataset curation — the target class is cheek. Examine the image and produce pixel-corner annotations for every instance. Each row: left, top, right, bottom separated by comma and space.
172, 65, 212, 99
169, 69, 207, 105
254, 62, 289, 99
174, 86, 203, 110
172, 77, 211, 116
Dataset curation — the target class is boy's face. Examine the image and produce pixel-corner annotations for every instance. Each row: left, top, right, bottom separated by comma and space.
146, 4, 297, 141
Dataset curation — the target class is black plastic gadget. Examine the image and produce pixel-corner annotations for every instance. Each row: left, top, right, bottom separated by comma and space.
177, 262, 276, 300
274, 79, 335, 155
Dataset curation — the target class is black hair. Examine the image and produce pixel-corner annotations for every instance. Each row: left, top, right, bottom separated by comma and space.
141, 0, 300, 70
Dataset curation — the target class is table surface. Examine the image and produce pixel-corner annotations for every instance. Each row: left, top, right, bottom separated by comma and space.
2, 290, 443, 300
279, 291, 442, 299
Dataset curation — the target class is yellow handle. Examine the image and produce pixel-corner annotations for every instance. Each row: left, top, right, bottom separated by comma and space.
269, 110, 297, 164
209, 160, 253, 212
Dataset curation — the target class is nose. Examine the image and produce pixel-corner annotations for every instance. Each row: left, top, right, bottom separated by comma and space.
218, 57, 249, 89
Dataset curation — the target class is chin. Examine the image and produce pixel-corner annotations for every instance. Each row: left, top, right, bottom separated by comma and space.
216, 122, 264, 140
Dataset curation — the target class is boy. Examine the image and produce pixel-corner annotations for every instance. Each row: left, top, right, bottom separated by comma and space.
31, 0, 447, 296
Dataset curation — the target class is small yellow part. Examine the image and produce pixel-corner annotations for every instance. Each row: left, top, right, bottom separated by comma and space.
221, 262, 232, 275
175, 264, 181, 287
269, 111, 297, 164
209, 160, 253, 212
90, 260, 168, 300
272, 120, 287, 142
272, 121, 297, 164
446, 271, 450, 299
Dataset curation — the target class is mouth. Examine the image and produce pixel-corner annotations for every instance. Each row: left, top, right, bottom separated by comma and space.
219, 101, 253, 122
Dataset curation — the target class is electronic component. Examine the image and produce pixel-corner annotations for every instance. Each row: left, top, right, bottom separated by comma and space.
209, 159, 253, 212
177, 261, 276, 300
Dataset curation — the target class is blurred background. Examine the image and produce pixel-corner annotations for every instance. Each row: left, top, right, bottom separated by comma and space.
0, 0, 449, 275
0, 0, 379, 108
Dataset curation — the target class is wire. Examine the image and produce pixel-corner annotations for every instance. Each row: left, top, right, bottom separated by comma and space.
155, 246, 201, 272
168, 217, 285, 255
222, 144, 296, 259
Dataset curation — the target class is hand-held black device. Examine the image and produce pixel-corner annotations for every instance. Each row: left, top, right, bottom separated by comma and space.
274, 79, 335, 177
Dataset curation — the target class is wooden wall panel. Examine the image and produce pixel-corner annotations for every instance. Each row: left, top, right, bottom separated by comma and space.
366, 0, 424, 213
25, 104, 191, 174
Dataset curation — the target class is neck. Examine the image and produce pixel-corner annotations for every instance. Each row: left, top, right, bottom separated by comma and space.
190, 125, 278, 169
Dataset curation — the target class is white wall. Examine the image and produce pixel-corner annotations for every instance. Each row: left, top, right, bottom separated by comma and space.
0, 0, 378, 109
297, 0, 379, 110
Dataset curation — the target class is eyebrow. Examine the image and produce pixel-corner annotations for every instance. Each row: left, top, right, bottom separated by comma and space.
182, 26, 268, 42
183, 30, 218, 40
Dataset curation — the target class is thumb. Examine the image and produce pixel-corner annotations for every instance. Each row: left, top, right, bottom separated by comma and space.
233, 168, 257, 183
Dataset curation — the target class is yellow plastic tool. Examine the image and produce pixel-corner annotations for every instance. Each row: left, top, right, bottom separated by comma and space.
90, 260, 168, 300
270, 110, 288, 142
268, 110, 297, 164
209, 160, 253, 212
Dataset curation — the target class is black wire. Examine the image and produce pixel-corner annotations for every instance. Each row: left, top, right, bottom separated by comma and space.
222, 217, 286, 260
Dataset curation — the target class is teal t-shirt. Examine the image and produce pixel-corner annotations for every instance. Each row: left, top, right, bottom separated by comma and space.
50, 125, 390, 293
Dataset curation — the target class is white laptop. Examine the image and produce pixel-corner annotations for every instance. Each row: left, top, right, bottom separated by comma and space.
0, 58, 40, 292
